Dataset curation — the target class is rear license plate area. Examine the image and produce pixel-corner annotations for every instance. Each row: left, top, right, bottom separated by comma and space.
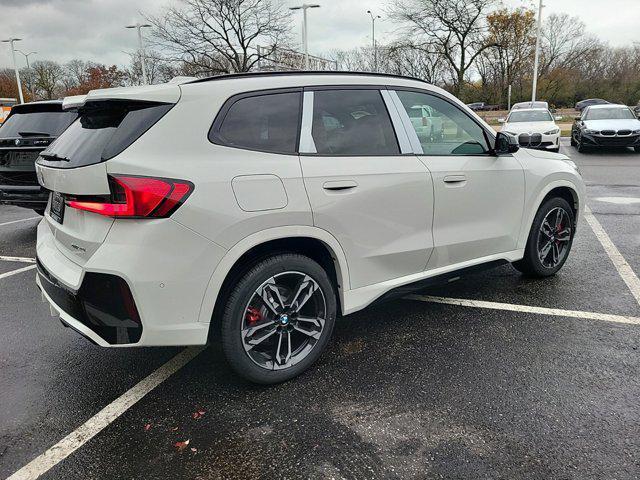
50, 191, 65, 224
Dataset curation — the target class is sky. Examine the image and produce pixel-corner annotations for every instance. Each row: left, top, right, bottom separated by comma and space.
1, 0, 639, 70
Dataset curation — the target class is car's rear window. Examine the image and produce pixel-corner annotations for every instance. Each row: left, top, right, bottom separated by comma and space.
37, 101, 172, 169
0, 110, 77, 139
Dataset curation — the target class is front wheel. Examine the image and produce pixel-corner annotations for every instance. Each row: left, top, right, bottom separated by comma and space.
220, 253, 337, 384
576, 135, 589, 153
512, 197, 575, 277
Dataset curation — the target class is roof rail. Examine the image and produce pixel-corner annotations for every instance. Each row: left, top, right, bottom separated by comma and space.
187, 70, 430, 86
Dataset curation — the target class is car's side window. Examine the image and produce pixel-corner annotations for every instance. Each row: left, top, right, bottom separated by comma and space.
211, 91, 301, 154
310, 89, 400, 155
395, 90, 490, 155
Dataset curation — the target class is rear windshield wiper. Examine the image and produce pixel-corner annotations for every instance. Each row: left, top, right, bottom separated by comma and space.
40, 153, 71, 162
18, 131, 52, 137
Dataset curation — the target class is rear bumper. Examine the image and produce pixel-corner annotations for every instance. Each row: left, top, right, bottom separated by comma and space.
0, 185, 48, 208
36, 215, 225, 347
36, 258, 144, 345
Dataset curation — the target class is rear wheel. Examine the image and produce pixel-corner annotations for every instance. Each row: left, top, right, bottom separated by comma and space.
634, 146, 640, 153
570, 134, 577, 147
512, 197, 575, 277
220, 253, 337, 384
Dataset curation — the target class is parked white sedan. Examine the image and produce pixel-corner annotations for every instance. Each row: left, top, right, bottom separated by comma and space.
501, 108, 561, 152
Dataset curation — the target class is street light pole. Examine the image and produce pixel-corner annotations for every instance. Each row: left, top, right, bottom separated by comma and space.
531, 0, 543, 102
126, 23, 152, 85
2, 38, 24, 104
16, 50, 36, 100
367, 11, 381, 73
290, 4, 321, 70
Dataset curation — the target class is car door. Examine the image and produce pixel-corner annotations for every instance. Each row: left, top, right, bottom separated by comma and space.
391, 89, 525, 270
299, 87, 434, 289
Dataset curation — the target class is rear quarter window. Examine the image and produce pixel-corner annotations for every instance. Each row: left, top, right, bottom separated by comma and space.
209, 91, 302, 154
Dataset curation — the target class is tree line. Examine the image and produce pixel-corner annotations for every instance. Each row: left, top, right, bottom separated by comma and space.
1, 0, 639, 108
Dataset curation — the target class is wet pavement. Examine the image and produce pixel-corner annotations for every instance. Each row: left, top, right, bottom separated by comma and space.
1, 139, 639, 479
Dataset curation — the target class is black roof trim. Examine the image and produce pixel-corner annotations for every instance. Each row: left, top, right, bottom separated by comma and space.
187, 70, 431, 86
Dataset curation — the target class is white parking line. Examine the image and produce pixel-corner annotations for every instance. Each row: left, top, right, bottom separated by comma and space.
406, 294, 640, 325
0, 216, 40, 227
6, 346, 205, 480
584, 206, 640, 307
0, 264, 37, 280
0, 255, 36, 264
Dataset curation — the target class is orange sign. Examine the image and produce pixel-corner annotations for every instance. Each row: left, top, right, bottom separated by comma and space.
0, 106, 11, 124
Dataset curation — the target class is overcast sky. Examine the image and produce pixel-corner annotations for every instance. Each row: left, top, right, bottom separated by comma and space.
1, 0, 639, 69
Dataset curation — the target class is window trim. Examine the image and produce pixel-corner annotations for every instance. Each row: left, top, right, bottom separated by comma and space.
391, 87, 498, 157
208, 87, 303, 156
298, 86, 407, 157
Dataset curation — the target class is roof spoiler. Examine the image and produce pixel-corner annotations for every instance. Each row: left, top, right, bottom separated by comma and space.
62, 95, 87, 111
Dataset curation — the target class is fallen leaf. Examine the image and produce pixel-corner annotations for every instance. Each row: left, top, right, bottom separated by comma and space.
190, 447, 198, 453
174, 440, 190, 452
144, 424, 152, 431
171, 426, 179, 431
192, 410, 206, 419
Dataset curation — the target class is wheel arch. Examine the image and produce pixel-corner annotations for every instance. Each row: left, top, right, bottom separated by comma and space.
198, 226, 350, 332
518, 179, 583, 250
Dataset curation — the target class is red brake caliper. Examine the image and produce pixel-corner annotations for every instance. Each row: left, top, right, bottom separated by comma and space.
245, 307, 262, 325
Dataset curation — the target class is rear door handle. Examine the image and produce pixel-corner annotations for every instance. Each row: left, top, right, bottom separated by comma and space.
443, 175, 466, 184
323, 180, 358, 191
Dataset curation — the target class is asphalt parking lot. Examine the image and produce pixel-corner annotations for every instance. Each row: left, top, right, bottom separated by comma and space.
1, 139, 639, 480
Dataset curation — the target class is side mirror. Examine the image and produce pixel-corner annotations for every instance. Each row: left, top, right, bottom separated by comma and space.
554, 115, 563, 121
498, 118, 505, 123
495, 131, 519, 155
550, 108, 557, 113
574, 116, 581, 121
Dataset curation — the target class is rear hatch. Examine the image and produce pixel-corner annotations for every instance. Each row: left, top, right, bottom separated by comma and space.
0, 102, 76, 188
36, 84, 180, 266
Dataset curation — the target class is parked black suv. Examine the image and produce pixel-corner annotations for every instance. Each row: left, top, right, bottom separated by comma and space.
0, 101, 77, 214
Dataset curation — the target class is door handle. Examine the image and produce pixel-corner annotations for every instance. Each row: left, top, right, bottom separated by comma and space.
443, 175, 466, 184
322, 180, 358, 191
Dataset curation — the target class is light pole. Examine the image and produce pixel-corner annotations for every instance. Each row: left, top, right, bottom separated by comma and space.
16, 50, 36, 99
126, 23, 152, 85
366, 10, 381, 73
531, 0, 543, 103
2, 38, 24, 104
290, 4, 320, 70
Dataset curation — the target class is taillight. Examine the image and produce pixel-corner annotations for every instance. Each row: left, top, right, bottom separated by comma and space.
66, 175, 194, 218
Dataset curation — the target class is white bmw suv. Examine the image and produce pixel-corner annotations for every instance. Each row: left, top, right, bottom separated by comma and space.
35, 73, 584, 384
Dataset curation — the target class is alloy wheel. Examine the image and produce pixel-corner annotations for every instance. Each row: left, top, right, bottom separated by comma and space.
241, 271, 327, 370
537, 207, 572, 268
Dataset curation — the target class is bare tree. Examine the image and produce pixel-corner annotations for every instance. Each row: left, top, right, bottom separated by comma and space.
31, 60, 64, 99
146, 0, 293, 75
389, 0, 497, 95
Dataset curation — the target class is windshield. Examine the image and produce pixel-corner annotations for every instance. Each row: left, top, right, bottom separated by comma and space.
507, 110, 552, 123
584, 107, 635, 120
0, 110, 77, 138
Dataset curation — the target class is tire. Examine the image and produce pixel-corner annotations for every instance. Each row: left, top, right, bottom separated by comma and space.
576, 135, 588, 153
570, 134, 576, 147
512, 197, 575, 278
634, 146, 640, 153
220, 253, 337, 384
550, 147, 560, 153
33, 208, 45, 216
